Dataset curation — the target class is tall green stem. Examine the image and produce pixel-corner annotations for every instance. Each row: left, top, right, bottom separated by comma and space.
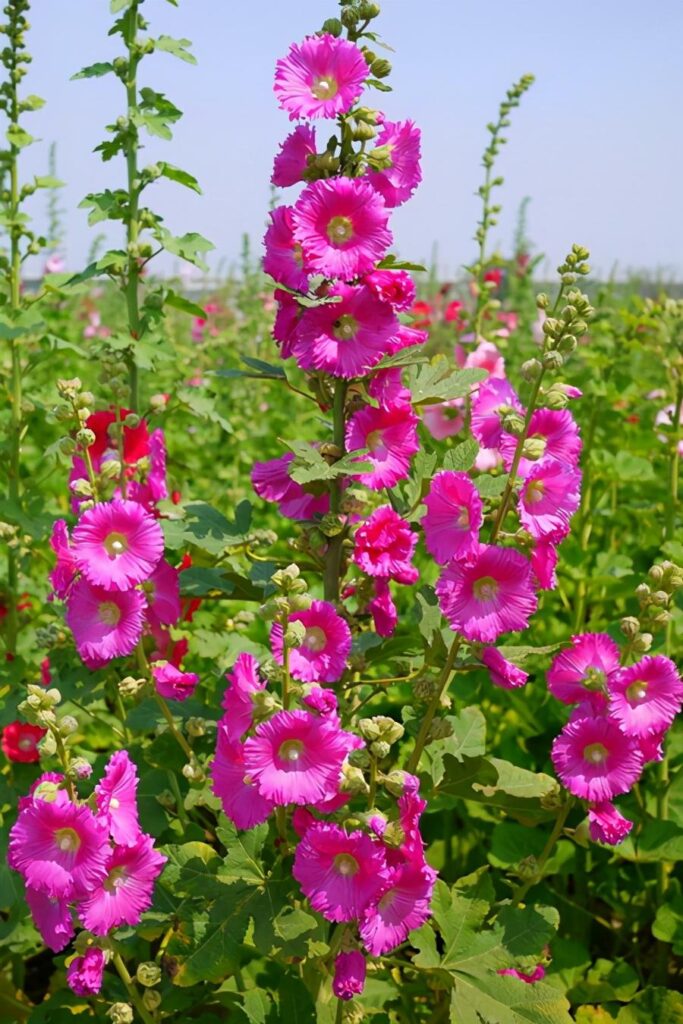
407, 637, 461, 774
6, 22, 21, 656
323, 380, 347, 603
489, 373, 544, 542
124, 0, 141, 412
508, 800, 572, 908
110, 949, 156, 1024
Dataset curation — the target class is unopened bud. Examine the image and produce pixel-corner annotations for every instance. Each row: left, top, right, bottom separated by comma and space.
370, 740, 391, 759
38, 730, 57, 757
76, 428, 96, 448
136, 962, 161, 988
383, 770, 413, 797
520, 358, 542, 382
542, 350, 564, 371
633, 632, 653, 652
521, 437, 547, 462
58, 436, 77, 456
119, 675, 146, 697
57, 377, 82, 397
60, 715, 78, 736
359, 718, 380, 741
107, 1005, 134, 1024
284, 619, 307, 648
70, 478, 93, 497
340, 764, 369, 795
370, 57, 391, 78
70, 757, 92, 779
186, 717, 207, 738
142, 990, 162, 1012
620, 616, 640, 639
648, 564, 664, 584
182, 760, 205, 783
123, 413, 140, 429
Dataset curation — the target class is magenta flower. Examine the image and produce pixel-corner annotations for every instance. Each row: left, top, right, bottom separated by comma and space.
95, 750, 140, 846
272, 124, 316, 186
67, 947, 106, 997
273, 289, 302, 357
385, 322, 428, 356
144, 558, 181, 629
457, 339, 506, 379
353, 505, 418, 583
500, 409, 582, 479
293, 822, 389, 922
360, 861, 436, 955
369, 578, 398, 638
367, 119, 422, 207
252, 452, 330, 521
66, 580, 146, 668
435, 544, 537, 643
291, 282, 397, 379
345, 404, 420, 490
547, 633, 620, 707
368, 367, 413, 411
639, 730, 666, 764
531, 538, 559, 591
263, 205, 309, 292
221, 652, 266, 742
333, 951, 366, 1001
588, 801, 633, 846
148, 428, 168, 504
292, 178, 392, 280
271, 600, 352, 683
481, 648, 528, 690
364, 268, 416, 311
78, 832, 167, 935
518, 459, 581, 541
422, 471, 483, 564
243, 709, 359, 805
71, 499, 164, 591
551, 715, 644, 801
49, 520, 76, 599
302, 685, 339, 718
471, 378, 523, 450
274, 34, 369, 120
152, 661, 199, 701
25, 887, 74, 952
608, 655, 683, 738
211, 724, 274, 830
422, 399, 465, 441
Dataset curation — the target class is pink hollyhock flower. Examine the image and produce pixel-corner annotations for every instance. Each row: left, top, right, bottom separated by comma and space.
45, 253, 65, 274
147, 428, 168, 504
369, 578, 397, 637
221, 652, 266, 741
353, 505, 418, 583
368, 368, 412, 410
500, 409, 582, 479
495, 310, 519, 337
445, 299, 465, 326
271, 600, 352, 683
471, 378, 523, 450
144, 559, 181, 629
252, 452, 330, 521
484, 267, 503, 288
40, 656, 52, 686
152, 661, 199, 701
263, 206, 309, 292
71, 499, 164, 591
95, 750, 139, 846
384, 322, 428, 356
272, 124, 316, 186
302, 685, 338, 718
86, 409, 149, 467
274, 34, 369, 120
475, 447, 503, 472
292, 822, 389, 922
78, 832, 167, 935
67, 947, 106, 996
422, 471, 483, 564
499, 965, 546, 984
19, 772, 67, 811
292, 178, 391, 280
411, 300, 432, 328
273, 289, 302, 357
364, 269, 416, 311
397, 784, 428, 861
367, 119, 422, 207
422, 399, 464, 440
49, 520, 76, 599
608, 655, 683, 738
547, 633, 620, 707
211, 724, 274, 829
243, 709, 359, 805
333, 951, 366, 1001
456, 339, 505, 379
360, 861, 436, 955
518, 460, 582, 541
481, 648, 528, 690
588, 802, 633, 845
551, 715, 644, 801
66, 580, 146, 668
345, 404, 419, 490
531, 538, 559, 591
291, 282, 397, 379
25, 887, 74, 952
292, 808, 316, 837
2, 722, 45, 763
639, 731, 666, 763
436, 544, 537, 643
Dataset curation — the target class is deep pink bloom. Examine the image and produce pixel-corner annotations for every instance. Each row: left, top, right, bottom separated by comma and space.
353, 505, 418, 583
291, 282, 397, 379
471, 378, 523, 450
263, 205, 309, 292
456, 339, 505, 379
293, 823, 389, 922
499, 965, 546, 984
519, 460, 581, 541
302, 685, 338, 718
211, 724, 274, 830
422, 471, 483, 564
144, 558, 181, 629
252, 452, 330, 521
78, 832, 167, 936
367, 119, 422, 207
271, 600, 352, 683
72, 499, 164, 591
384, 322, 427, 356
292, 807, 316, 837
95, 750, 139, 846
292, 177, 392, 280
422, 399, 465, 441
49, 520, 76, 599
551, 715, 644, 802
273, 289, 302, 357
369, 578, 397, 637
345, 404, 419, 490
148, 428, 168, 504
152, 661, 199, 701
67, 947, 106, 996
547, 633, 620, 707
588, 802, 633, 845
272, 124, 316, 186
531, 538, 559, 591
360, 861, 436, 955
25, 887, 74, 952
436, 543, 537, 643
333, 951, 366, 1001
500, 409, 582, 479
274, 34, 369, 120
364, 269, 416, 311
222, 652, 266, 741
608, 655, 683, 738
18, 772, 67, 812
639, 730, 666, 763
368, 367, 413, 410
481, 648, 528, 690
2, 722, 45, 763
397, 785, 428, 861
66, 580, 146, 668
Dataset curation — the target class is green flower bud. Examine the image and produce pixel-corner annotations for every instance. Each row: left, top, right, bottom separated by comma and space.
136, 962, 161, 988
651, 590, 669, 607
76, 391, 95, 408
71, 478, 93, 498
182, 760, 205, 783
620, 616, 640, 638
284, 619, 307, 648
648, 564, 664, 584
288, 593, 312, 613
358, 1, 381, 18
370, 57, 391, 78
118, 675, 146, 698
520, 358, 542, 382
383, 770, 414, 797
633, 632, 653, 653
321, 17, 343, 36
186, 717, 208, 738
381, 820, 406, 848
350, 120, 377, 142
123, 413, 140, 429
370, 740, 391, 759
358, 718, 381, 741
100, 459, 122, 480
60, 715, 78, 736
57, 377, 82, 397
501, 410, 525, 436
521, 437, 547, 462
542, 350, 564, 371
319, 512, 346, 538
340, 764, 369, 795
76, 428, 96, 448
38, 730, 57, 757
348, 747, 370, 769
142, 990, 162, 1012
107, 1004, 134, 1024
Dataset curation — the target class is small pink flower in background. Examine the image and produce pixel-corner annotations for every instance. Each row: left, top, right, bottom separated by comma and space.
274, 34, 369, 120
608, 655, 683, 738
444, 299, 464, 326
345, 404, 419, 490
272, 124, 317, 186
588, 801, 633, 846
360, 860, 437, 955
40, 657, 52, 686
369, 578, 397, 637
271, 600, 352, 682
353, 505, 418, 583
500, 408, 582, 479
66, 579, 146, 668
152, 661, 199, 701
518, 460, 582, 541
495, 310, 519, 337
481, 648, 528, 690
547, 633, 620, 707
422, 471, 483, 564
78, 832, 167, 935
475, 448, 503, 472
252, 451, 330, 521
221, 652, 266, 741
333, 950, 366, 1000
66, 947, 106, 997
531, 538, 559, 591
422, 399, 464, 440
551, 715, 644, 802
71, 499, 164, 591
44, 253, 65, 274
410, 300, 432, 328
366, 119, 422, 207
95, 750, 139, 846
436, 543, 537, 643
456, 339, 505, 379
292, 177, 392, 280
263, 205, 309, 292
1, 722, 45, 763
25, 887, 74, 952
471, 378, 522, 450
211, 725, 274, 829
144, 559, 181, 629
484, 267, 503, 288
49, 520, 76, 599
498, 965, 546, 984
293, 822, 389, 922
364, 268, 416, 311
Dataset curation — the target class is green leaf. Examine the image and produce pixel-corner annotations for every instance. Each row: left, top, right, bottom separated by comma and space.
616, 987, 683, 1023
71, 61, 115, 80
110, 0, 133, 10
164, 288, 206, 319
613, 451, 655, 482
161, 842, 222, 898
6, 125, 34, 149
21, 93, 46, 111
426, 707, 487, 786
159, 161, 202, 193
616, 820, 683, 862
156, 34, 198, 64
569, 957, 640, 1004
376, 254, 427, 272
34, 175, 65, 189
497, 643, 562, 664
443, 439, 479, 473
168, 882, 255, 986
476, 473, 509, 498
653, 887, 683, 954
162, 502, 250, 555
216, 820, 268, 885
408, 359, 487, 405
374, 348, 429, 370
436, 754, 559, 823
154, 228, 214, 271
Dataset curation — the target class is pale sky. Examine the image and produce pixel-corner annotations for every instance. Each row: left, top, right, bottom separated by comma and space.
17, 0, 683, 281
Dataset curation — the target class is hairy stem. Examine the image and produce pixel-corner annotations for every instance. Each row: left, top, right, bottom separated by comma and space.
508, 800, 573, 907
324, 380, 348, 603
407, 637, 461, 774
111, 949, 156, 1024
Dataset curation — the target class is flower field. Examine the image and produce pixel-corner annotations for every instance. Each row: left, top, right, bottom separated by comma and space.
1, 1, 683, 1022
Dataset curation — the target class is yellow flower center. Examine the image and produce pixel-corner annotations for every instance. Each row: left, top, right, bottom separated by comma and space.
472, 576, 498, 601
525, 480, 545, 504
311, 75, 338, 100
583, 667, 606, 691
334, 314, 359, 341
366, 430, 384, 453
456, 508, 470, 529
279, 739, 305, 763
304, 626, 327, 653
54, 827, 81, 854
626, 680, 648, 704
104, 531, 128, 557
103, 866, 127, 892
334, 853, 359, 877
99, 601, 121, 627
583, 742, 608, 765
326, 215, 354, 245
18, 736, 36, 751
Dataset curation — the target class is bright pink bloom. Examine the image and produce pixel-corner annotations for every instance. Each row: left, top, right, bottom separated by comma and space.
639, 731, 666, 763
211, 724, 274, 830
293, 823, 389, 922
67, 947, 106, 996
498, 965, 546, 984
291, 282, 397, 379
72, 499, 164, 591
384, 322, 427, 356
45, 253, 65, 274
263, 206, 309, 292
78, 832, 167, 936
481, 648, 528, 690
152, 661, 199, 701
271, 600, 352, 683
551, 715, 644, 802
292, 177, 391, 280
144, 558, 181, 629
273, 289, 302, 357
272, 124, 316, 186
302, 685, 338, 718
360, 861, 436, 955
353, 506, 418, 583
547, 633, 620, 707
456, 339, 505, 379
608, 655, 683, 738
369, 578, 397, 637
333, 951, 366, 1001
25, 887, 74, 952
2, 722, 45, 763
221, 652, 266, 741
66, 580, 146, 668
19, 773, 67, 812
274, 34, 369, 120
444, 299, 465, 326
411, 300, 432, 328
422, 471, 483, 564
49, 520, 76, 599
519, 460, 581, 541
40, 656, 51, 686
588, 802, 633, 846
436, 543, 537, 643
292, 807, 316, 837
500, 409, 582, 479
364, 269, 416, 311
368, 368, 412, 410
422, 399, 464, 441
531, 538, 559, 591
244, 709, 359, 805
345, 404, 419, 490
367, 119, 422, 207
147, 428, 168, 504
471, 378, 523, 450
252, 452, 330, 521
95, 750, 139, 846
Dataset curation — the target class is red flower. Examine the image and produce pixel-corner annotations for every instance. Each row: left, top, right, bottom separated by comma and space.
86, 409, 150, 465
410, 300, 433, 329
2, 722, 46, 763
483, 268, 503, 288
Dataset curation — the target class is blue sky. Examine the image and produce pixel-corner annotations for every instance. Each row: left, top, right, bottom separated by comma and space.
18, 0, 683, 280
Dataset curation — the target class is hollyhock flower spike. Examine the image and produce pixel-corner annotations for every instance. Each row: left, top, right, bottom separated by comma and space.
481, 648, 528, 690
274, 34, 369, 120
422, 471, 483, 564
471, 377, 523, 450
333, 951, 367, 1001
263, 205, 310, 292
345, 404, 420, 491
66, 579, 146, 668
2, 721, 45, 763
211, 724, 274, 830
547, 633, 620, 707
551, 715, 644, 802
271, 600, 352, 683
500, 408, 582, 479
78, 831, 167, 935
353, 505, 418, 583
272, 124, 316, 186
95, 750, 140, 846
607, 654, 683, 738
67, 947, 106, 997
366, 119, 422, 207
588, 802, 634, 846
71, 499, 164, 591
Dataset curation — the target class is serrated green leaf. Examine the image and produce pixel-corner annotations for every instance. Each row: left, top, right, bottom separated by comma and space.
159, 161, 202, 193
476, 472, 509, 498
162, 502, 249, 555
154, 228, 214, 271
72, 61, 115, 80
408, 359, 488, 405
156, 34, 197, 64
443, 438, 479, 472
164, 288, 206, 319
